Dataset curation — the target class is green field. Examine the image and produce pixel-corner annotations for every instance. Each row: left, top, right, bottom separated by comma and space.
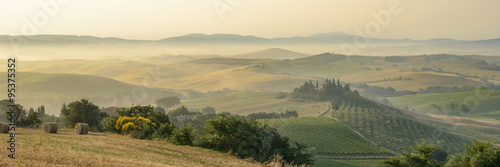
256, 58, 370, 79
182, 91, 329, 116
228, 48, 309, 59
386, 90, 500, 119
331, 93, 471, 154
268, 117, 392, 156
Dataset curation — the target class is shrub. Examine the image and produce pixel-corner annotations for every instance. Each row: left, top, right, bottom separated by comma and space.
171, 124, 195, 146
20, 112, 42, 128
274, 92, 288, 99
201, 106, 216, 115
154, 106, 166, 115
153, 122, 176, 140
122, 122, 136, 133
445, 140, 500, 167
155, 96, 181, 109
116, 105, 170, 128
384, 140, 500, 167
102, 116, 119, 133
168, 106, 199, 117
200, 114, 314, 165
115, 116, 134, 131
115, 116, 157, 139
384, 142, 444, 167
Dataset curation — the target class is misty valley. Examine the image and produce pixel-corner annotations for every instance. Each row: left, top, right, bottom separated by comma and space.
0, 33, 499, 166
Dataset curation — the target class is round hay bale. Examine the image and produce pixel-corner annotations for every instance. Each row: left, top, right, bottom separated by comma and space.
43, 122, 58, 133
74, 123, 89, 135
0, 122, 9, 133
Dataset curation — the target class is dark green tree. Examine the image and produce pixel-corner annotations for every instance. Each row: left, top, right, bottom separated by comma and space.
28, 108, 34, 115
60, 99, 107, 130
384, 142, 445, 167
155, 96, 181, 109
37, 105, 45, 117
201, 106, 216, 115
445, 140, 500, 167
116, 105, 155, 117
154, 106, 166, 115
200, 114, 314, 165
171, 124, 195, 146
2, 100, 26, 123
153, 122, 176, 139
19, 112, 42, 128
168, 106, 196, 117
291, 78, 353, 101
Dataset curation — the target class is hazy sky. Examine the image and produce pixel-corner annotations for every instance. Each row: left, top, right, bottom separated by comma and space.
1, 0, 499, 40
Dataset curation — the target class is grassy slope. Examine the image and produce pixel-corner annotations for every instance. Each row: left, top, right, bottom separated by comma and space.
0, 128, 260, 167
20, 59, 320, 92
343, 71, 482, 91
268, 117, 392, 156
18, 54, 497, 93
0, 72, 137, 97
385, 90, 500, 141
361, 55, 500, 81
394, 105, 500, 143
330, 93, 471, 154
228, 48, 309, 59
0, 72, 175, 116
182, 91, 328, 117
386, 90, 500, 119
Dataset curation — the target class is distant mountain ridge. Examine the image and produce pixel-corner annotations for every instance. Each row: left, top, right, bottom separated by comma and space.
2, 32, 498, 44
229, 48, 309, 59
1, 32, 499, 56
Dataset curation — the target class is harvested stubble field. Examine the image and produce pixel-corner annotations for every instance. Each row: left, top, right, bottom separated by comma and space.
0, 128, 260, 167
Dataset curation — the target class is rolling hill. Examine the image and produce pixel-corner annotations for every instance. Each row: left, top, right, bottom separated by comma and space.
386, 90, 500, 120
0, 72, 137, 97
268, 117, 393, 157
142, 54, 208, 64
0, 128, 260, 167
228, 48, 309, 59
19, 58, 323, 92
181, 91, 328, 117
0, 72, 177, 116
18, 53, 498, 93
393, 105, 500, 143
296, 52, 378, 65
328, 93, 471, 154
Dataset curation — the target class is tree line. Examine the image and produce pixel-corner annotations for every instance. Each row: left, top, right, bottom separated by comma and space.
290, 78, 352, 101
353, 84, 496, 99
54, 99, 314, 166
246, 110, 299, 119
384, 140, 499, 167
1, 99, 47, 128
430, 103, 471, 116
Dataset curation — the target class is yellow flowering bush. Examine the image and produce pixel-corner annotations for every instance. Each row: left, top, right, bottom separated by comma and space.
115, 116, 134, 131
115, 116, 156, 134
122, 122, 136, 132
